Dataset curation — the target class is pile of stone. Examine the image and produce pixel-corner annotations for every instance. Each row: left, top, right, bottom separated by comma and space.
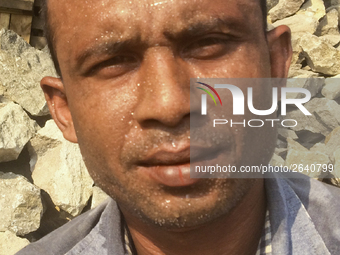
267, 0, 340, 186
0, 29, 109, 254
0, 0, 340, 253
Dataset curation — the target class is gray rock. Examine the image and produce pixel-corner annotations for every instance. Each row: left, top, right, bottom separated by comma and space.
0, 231, 29, 255
305, 98, 340, 131
286, 77, 324, 98
0, 29, 57, 116
300, 33, 340, 75
0, 172, 43, 236
29, 120, 94, 217
269, 0, 305, 22
288, 64, 320, 78
316, 9, 340, 36
322, 75, 340, 100
0, 102, 38, 162
285, 109, 330, 136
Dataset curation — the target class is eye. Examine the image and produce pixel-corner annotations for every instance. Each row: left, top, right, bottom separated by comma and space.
90, 55, 139, 78
181, 36, 233, 60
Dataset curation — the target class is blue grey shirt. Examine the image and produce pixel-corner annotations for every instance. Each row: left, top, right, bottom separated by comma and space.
17, 175, 340, 254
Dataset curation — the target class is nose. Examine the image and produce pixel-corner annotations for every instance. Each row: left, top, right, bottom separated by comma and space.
134, 47, 190, 127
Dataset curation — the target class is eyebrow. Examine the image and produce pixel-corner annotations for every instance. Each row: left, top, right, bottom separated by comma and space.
74, 16, 248, 73
164, 17, 248, 42
75, 36, 144, 72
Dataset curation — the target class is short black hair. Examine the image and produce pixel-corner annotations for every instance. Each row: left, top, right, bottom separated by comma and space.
42, 0, 267, 77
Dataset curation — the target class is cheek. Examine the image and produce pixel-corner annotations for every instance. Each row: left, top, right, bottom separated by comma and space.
66, 79, 139, 169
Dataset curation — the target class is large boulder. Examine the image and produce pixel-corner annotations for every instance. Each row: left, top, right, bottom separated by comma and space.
29, 120, 94, 217
0, 172, 43, 236
0, 29, 57, 116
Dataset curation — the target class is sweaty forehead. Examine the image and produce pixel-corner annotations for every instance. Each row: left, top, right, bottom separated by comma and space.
48, 0, 262, 45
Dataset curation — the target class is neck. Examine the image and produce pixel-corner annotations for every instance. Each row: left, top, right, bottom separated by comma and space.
122, 179, 266, 255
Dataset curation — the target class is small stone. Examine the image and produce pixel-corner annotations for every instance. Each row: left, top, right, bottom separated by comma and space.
29, 120, 94, 217
91, 186, 109, 209
269, 0, 305, 22
0, 172, 43, 236
297, 0, 326, 21
326, 4, 340, 21
322, 75, 340, 100
273, 13, 319, 34
0, 102, 37, 162
288, 64, 319, 78
316, 9, 340, 36
0, 231, 29, 255
305, 98, 340, 131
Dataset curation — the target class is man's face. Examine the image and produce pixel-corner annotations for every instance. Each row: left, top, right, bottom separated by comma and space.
46, 0, 290, 228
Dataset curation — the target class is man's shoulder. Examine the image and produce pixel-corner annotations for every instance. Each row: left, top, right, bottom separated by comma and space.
282, 174, 340, 210
16, 198, 125, 255
266, 174, 340, 254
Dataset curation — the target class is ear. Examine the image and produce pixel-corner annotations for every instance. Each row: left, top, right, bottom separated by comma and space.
41, 77, 78, 143
266, 25, 292, 78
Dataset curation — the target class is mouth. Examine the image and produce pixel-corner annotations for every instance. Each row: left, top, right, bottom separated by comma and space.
136, 143, 223, 187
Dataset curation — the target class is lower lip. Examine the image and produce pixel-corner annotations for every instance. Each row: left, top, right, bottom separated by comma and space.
140, 163, 200, 187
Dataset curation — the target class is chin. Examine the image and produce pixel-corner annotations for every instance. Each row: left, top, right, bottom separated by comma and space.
119, 178, 256, 229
